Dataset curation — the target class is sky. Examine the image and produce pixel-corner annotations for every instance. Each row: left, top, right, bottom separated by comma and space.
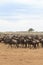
0, 0, 43, 32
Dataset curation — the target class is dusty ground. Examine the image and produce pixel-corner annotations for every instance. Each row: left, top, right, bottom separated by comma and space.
0, 43, 43, 65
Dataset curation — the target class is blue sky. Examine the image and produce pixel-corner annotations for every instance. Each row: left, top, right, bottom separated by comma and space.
0, 0, 43, 32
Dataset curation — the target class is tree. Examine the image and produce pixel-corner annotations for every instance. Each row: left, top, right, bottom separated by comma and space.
28, 28, 34, 32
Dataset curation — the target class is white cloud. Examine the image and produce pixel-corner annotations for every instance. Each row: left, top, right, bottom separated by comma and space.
0, 0, 43, 8
0, 0, 43, 32
0, 0, 34, 4
0, 0, 43, 6
0, 13, 43, 21
0, 15, 43, 32
0, 20, 18, 27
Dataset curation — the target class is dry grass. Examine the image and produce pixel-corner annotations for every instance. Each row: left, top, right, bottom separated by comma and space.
0, 43, 43, 65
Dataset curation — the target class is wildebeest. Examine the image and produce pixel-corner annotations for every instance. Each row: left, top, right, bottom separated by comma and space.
0, 33, 42, 49
39, 38, 43, 47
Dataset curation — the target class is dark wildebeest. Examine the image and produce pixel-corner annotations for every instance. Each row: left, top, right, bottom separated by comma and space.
26, 36, 33, 48
11, 35, 20, 48
27, 35, 40, 48
3, 34, 14, 47
40, 38, 43, 47
0, 34, 5, 42
19, 36, 25, 48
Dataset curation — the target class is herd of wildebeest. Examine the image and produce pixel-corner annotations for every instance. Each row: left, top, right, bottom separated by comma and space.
0, 33, 43, 49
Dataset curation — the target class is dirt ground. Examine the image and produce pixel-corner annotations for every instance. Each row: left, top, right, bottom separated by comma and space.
0, 43, 43, 65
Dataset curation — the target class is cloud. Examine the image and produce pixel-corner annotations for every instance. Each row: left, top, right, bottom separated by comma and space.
0, 0, 43, 8
0, 2, 43, 17
0, 15, 43, 32
0, 0, 43, 32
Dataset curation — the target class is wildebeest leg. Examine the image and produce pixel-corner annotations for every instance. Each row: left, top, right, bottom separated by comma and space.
25, 43, 27, 48
16, 43, 19, 48
7, 43, 12, 48
36, 43, 39, 48
28, 43, 30, 48
22, 44, 24, 48
27, 43, 31, 49
29, 44, 32, 49
27, 43, 31, 48
33, 43, 36, 48
27, 43, 29, 48
41, 42, 43, 47
10, 44, 12, 48
22, 43, 24, 48
11, 44, 12, 48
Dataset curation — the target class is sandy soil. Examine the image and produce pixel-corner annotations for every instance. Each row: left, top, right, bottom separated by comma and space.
0, 43, 43, 65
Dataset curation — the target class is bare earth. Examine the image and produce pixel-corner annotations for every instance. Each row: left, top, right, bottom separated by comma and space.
0, 43, 43, 65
